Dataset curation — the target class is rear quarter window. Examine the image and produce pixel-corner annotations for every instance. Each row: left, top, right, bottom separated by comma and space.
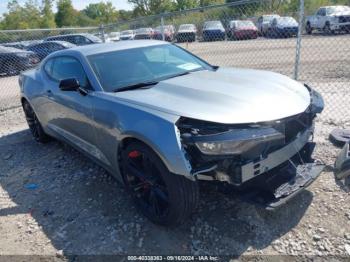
44, 59, 54, 76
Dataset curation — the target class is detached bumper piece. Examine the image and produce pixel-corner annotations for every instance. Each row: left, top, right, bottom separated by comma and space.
236, 160, 324, 210
334, 142, 350, 180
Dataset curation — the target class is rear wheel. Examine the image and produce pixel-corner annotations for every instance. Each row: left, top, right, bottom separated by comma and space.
121, 142, 199, 226
22, 101, 50, 143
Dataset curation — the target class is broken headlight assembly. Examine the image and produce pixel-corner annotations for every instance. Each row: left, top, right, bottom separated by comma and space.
194, 127, 285, 156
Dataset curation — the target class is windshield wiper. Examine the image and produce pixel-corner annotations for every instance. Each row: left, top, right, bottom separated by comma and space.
113, 81, 158, 93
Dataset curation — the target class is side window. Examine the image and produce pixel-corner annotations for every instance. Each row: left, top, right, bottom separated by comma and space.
74, 36, 92, 45
51, 57, 91, 89
317, 8, 326, 16
49, 43, 63, 51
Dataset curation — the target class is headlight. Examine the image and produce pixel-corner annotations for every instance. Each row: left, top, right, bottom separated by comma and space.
194, 127, 285, 155
16, 52, 29, 58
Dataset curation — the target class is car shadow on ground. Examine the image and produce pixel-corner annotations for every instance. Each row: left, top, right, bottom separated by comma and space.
0, 129, 313, 256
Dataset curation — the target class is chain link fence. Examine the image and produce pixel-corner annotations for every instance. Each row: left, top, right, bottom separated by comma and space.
0, 0, 349, 124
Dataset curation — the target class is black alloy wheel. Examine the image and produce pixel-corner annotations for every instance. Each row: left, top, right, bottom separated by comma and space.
121, 142, 199, 226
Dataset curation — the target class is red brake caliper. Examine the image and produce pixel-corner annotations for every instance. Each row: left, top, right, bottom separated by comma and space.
128, 150, 149, 190
128, 150, 141, 158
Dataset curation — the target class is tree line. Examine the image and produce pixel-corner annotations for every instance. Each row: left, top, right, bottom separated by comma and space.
0, 0, 349, 30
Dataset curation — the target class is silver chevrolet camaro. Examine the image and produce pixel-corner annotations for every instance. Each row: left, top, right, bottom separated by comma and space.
20, 40, 324, 226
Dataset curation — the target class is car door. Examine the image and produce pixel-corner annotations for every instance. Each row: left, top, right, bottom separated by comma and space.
315, 8, 326, 28
43, 56, 98, 158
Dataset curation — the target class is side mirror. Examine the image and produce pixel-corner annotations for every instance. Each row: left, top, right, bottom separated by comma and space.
59, 78, 80, 91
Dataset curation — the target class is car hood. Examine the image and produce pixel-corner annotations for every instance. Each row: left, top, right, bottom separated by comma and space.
332, 11, 350, 16
178, 29, 196, 33
111, 67, 311, 124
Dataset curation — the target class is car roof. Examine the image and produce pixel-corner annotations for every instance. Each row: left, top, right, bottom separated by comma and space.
57, 40, 168, 56
46, 33, 91, 39
29, 40, 75, 46
0, 45, 26, 53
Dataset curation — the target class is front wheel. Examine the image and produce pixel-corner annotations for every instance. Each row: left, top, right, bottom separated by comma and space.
324, 23, 334, 35
121, 142, 199, 226
306, 23, 313, 35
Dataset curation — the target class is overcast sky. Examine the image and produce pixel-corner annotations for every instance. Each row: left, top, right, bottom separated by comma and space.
0, 0, 133, 16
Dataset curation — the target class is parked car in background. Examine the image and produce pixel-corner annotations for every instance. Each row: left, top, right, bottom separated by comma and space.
306, 5, 350, 34
176, 24, 197, 42
109, 32, 120, 42
134, 28, 154, 40
45, 33, 102, 46
120, 30, 135, 40
3, 40, 42, 50
268, 17, 299, 38
227, 20, 258, 40
0, 46, 39, 76
202, 20, 226, 41
257, 14, 280, 36
20, 40, 324, 226
153, 25, 176, 41
26, 41, 76, 61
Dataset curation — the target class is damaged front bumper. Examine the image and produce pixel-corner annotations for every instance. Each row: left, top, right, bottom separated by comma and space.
177, 87, 324, 208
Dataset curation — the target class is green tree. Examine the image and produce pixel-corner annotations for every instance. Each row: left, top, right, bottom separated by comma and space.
76, 12, 98, 27
174, 0, 199, 10
40, 0, 56, 28
128, 0, 174, 15
0, 0, 41, 29
83, 2, 119, 24
55, 0, 78, 27
200, 0, 225, 7
118, 9, 135, 20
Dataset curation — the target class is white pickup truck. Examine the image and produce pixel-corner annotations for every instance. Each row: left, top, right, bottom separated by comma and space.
306, 5, 350, 34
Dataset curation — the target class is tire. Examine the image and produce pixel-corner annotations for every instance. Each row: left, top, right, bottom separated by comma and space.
329, 128, 350, 147
306, 22, 313, 35
22, 101, 51, 143
120, 141, 199, 226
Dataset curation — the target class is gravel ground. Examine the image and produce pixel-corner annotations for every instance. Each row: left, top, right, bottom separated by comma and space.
0, 101, 349, 258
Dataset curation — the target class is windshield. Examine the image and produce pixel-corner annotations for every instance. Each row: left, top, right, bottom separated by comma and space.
237, 21, 254, 27
179, 24, 195, 30
204, 21, 224, 29
88, 44, 212, 92
276, 17, 298, 25
327, 6, 350, 14
263, 15, 280, 22
86, 34, 103, 42
121, 30, 133, 35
